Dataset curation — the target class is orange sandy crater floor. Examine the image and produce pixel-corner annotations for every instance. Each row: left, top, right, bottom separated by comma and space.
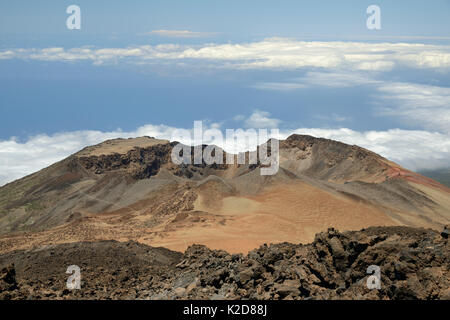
149, 182, 399, 253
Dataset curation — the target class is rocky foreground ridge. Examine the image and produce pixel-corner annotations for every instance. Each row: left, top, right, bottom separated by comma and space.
0, 226, 449, 300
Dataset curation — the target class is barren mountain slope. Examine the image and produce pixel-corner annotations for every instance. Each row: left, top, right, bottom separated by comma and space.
0, 135, 449, 254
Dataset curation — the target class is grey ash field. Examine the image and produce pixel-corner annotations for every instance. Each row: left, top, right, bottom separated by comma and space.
0, 134, 449, 300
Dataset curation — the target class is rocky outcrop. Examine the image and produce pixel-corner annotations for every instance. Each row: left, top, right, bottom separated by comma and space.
280, 134, 390, 183
161, 226, 449, 300
0, 264, 18, 299
74, 142, 176, 179
0, 226, 448, 300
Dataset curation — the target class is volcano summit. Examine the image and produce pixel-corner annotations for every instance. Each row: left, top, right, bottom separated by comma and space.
0, 134, 448, 254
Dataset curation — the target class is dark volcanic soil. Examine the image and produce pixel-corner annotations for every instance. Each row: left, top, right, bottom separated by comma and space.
0, 226, 449, 300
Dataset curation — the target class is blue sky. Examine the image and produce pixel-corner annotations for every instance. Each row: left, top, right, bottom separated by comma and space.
2, 0, 450, 44
0, 1, 450, 185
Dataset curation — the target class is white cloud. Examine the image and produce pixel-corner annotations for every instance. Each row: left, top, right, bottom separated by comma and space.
253, 72, 450, 135
148, 30, 212, 38
2, 39, 450, 71
376, 82, 450, 133
315, 113, 352, 123
355, 60, 395, 71
302, 71, 381, 87
233, 114, 246, 121
253, 71, 380, 90
243, 110, 282, 129
252, 82, 307, 91
1, 120, 449, 186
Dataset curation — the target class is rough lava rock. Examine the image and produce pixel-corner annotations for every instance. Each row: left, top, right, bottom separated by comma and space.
0, 226, 448, 300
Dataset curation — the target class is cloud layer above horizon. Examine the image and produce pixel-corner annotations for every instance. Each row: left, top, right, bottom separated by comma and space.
2, 39, 448, 134
1, 39, 450, 71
